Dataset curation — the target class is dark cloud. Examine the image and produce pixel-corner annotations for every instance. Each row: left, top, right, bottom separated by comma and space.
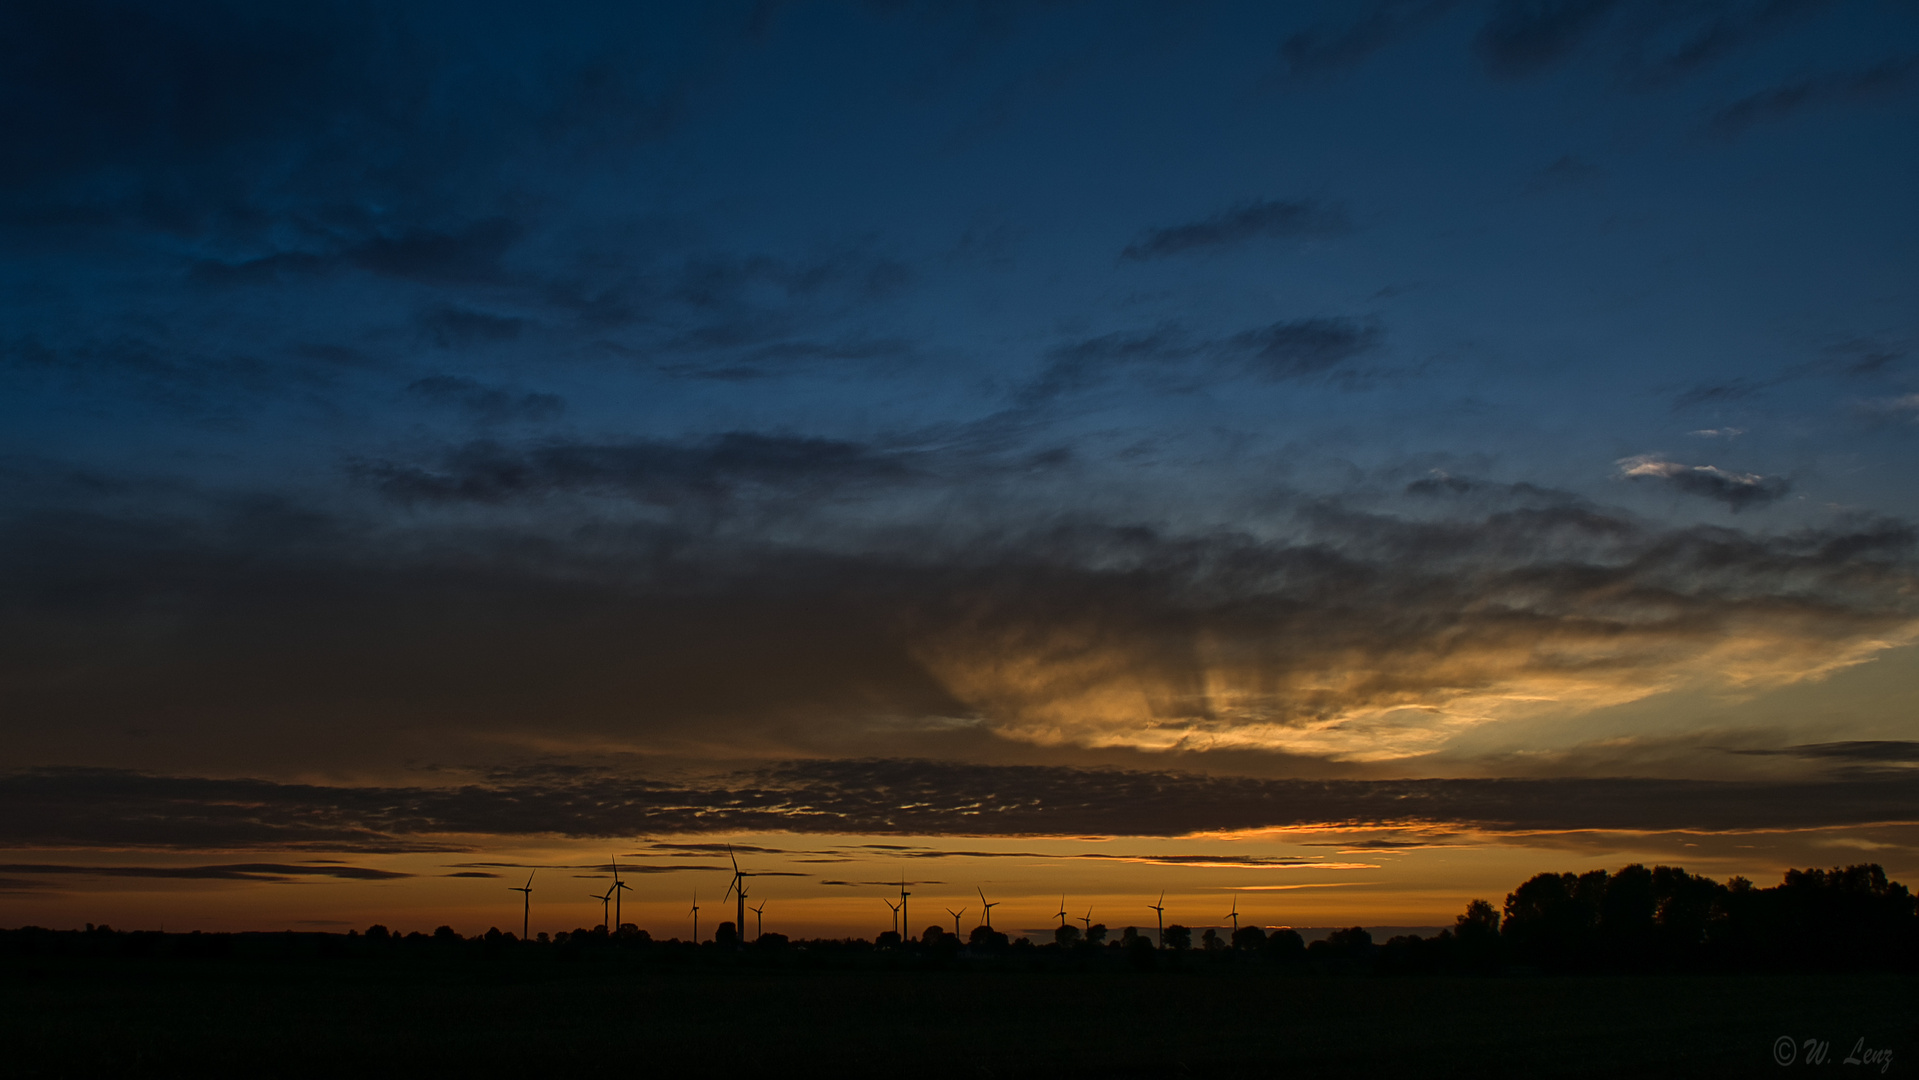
444, 871, 500, 878
1525, 155, 1604, 194
2, 762, 1915, 851
1618, 0, 1834, 87
404, 376, 564, 425
0, 861, 409, 882
1119, 199, 1351, 261
1706, 57, 1919, 138
1029, 317, 1381, 400
1225, 317, 1383, 380
1279, 1, 1461, 78
350, 432, 921, 507
1475, 0, 1620, 79
1734, 741, 1919, 764
1617, 455, 1790, 511
420, 307, 527, 348
3, 461, 1913, 771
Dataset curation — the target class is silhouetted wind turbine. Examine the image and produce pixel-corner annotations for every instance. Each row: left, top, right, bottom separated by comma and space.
689, 890, 700, 943
898, 874, 912, 939
722, 846, 752, 950
750, 900, 766, 940
1055, 895, 1070, 930
509, 872, 534, 940
610, 855, 632, 930
1079, 906, 1093, 935
946, 906, 967, 936
882, 897, 900, 937
976, 887, 998, 931
1149, 891, 1166, 949
592, 883, 614, 932
1226, 896, 1239, 934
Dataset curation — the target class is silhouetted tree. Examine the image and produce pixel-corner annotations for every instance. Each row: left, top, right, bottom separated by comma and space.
1053, 924, 1080, 946
875, 930, 901, 949
1261, 927, 1305, 963
1127, 932, 1156, 971
714, 921, 739, 948
1162, 924, 1191, 951
1085, 923, 1107, 945
967, 925, 1008, 951
1231, 924, 1266, 950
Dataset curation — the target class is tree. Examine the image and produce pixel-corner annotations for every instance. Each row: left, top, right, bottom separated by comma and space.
1053, 924, 1080, 947
1231, 924, 1267, 951
714, 921, 739, 948
1085, 923, 1108, 945
1161, 924, 1191, 951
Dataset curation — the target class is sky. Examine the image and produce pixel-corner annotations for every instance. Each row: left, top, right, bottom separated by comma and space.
2, 0, 1917, 940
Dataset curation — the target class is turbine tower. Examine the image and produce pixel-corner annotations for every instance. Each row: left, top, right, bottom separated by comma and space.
591, 883, 614, 932
610, 856, 632, 930
750, 900, 766, 940
1055, 895, 1070, 930
689, 890, 700, 943
508, 872, 534, 940
1226, 896, 1239, 934
1079, 906, 1093, 935
882, 897, 900, 937
897, 874, 912, 940
722, 846, 752, 950
945, 906, 967, 936
1149, 891, 1166, 949
976, 887, 999, 931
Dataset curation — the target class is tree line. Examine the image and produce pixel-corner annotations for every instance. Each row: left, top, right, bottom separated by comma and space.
3, 862, 1912, 974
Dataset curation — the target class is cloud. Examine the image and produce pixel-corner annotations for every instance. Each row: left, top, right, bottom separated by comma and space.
349, 432, 922, 507
1475, 0, 1620, 79
0, 861, 409, 882
1616, 454, 1790, 510
1119, 199, 1351, 260
2, 762, 1915, 850
1617, 0, 1835, 87
1279, 1, 1461, 78
6, 459, 1916, 769
1706, 57, 1919, 138
404, 376, 564, 425
1028, 317, 1381, 400
1525, 155, 1604, 194
1688, 428, 1744, 439
1733, 741, 1919, 765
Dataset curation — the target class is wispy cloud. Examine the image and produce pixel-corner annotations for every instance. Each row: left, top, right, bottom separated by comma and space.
1119, 199, 1351, 260
1706, 56, 1919, 138
1616, 454, 1790, 511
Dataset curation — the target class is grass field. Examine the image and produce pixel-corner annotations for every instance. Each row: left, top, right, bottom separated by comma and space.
3, 957, 1912, 1078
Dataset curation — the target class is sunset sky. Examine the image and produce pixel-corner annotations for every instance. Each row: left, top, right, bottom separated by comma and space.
3, 0, 1917, 940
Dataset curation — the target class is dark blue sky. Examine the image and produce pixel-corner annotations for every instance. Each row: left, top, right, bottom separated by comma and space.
3, 0, 1917, 871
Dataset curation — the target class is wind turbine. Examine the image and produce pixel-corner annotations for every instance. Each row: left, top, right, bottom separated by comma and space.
897, 874, 912, 940
722, 846, 752, 949
689, 890, 700, 943
610, 856, 632, 931
508, 872, 534, 940
1149, 891, 1166, 949
946, 906, 967, 936
976, 887, 998, 931
1055, 895, 1070, 930
750, 900, 766, 940
591, 883, 614, 932
1079, 906, 1093, 935
882, 897, 900, 937
1225, 896, 1239, 934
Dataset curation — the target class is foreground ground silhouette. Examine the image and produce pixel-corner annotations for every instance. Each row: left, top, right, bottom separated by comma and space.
3, 861, 1913, 1076
1, 959, 1910, 1078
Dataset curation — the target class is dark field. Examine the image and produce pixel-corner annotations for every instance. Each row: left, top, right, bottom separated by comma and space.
2, 957, 1911, 1078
